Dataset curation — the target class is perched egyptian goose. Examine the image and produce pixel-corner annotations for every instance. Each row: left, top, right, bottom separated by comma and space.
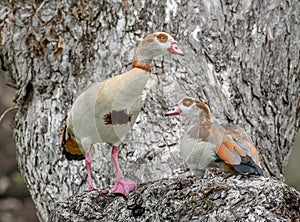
62, 32, 183, 197
165, 97, 263, 176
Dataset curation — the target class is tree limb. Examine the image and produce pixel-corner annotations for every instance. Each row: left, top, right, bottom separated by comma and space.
50, 170, 300, 221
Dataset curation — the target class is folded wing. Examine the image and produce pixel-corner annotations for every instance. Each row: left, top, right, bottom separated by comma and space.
181, 122, 263, 175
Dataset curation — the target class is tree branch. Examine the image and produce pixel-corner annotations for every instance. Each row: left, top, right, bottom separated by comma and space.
50, 170, 300, 221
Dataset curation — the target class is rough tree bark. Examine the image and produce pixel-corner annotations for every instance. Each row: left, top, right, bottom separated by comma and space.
1, 0, 300, 221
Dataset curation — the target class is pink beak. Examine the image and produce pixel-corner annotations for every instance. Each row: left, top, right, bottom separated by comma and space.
168, 42, 184, 55
165, 105, 181, 116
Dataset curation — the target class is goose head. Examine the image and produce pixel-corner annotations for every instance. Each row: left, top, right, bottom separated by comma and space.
165, 97, 211, 123
133, 32, 183, 70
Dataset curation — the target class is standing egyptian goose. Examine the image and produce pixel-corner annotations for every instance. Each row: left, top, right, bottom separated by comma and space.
62, 32, 183, 197
165, 97, 263, 176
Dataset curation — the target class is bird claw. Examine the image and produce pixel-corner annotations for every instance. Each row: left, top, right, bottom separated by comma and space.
112, 178, 137, 197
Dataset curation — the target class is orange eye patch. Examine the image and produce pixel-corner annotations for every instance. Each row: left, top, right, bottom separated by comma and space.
157, 33, 168, 43
183, 98, 193, 107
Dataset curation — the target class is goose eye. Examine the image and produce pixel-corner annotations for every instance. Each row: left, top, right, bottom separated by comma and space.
157, 33, 168, 43
183, 98, 193, 107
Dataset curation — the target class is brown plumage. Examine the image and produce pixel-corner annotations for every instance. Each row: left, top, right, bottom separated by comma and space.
166, 97, 263, 175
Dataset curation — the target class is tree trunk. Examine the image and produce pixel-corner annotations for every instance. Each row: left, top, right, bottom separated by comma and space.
1, 0, 299, 221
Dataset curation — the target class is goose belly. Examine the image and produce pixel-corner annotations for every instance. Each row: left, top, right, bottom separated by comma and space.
69, 70, 149, 146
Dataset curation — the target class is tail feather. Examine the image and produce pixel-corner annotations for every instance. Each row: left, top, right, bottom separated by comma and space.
232, 155, 263, 175
232, 164, 263, 175
60, 116, 85, 161
215, 155, 263, 175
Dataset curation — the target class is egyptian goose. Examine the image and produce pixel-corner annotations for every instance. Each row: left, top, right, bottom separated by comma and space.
165, 97, 263, 176
62, 32, 183, 197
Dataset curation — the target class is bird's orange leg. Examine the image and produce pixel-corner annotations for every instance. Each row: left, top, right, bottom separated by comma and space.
85, 152, 97, 190
111, 146, 137, 197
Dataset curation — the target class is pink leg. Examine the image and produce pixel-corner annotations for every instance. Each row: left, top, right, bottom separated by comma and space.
111, 146, 137, 197
85, 152, 96, 190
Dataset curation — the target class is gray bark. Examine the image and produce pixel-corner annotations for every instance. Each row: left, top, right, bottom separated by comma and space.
49, 170, 300, 222
0, 0, 299, 221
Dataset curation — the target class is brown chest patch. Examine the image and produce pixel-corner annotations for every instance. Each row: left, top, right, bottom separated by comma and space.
132, 60, 151, 72
103, 110, 132, 125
